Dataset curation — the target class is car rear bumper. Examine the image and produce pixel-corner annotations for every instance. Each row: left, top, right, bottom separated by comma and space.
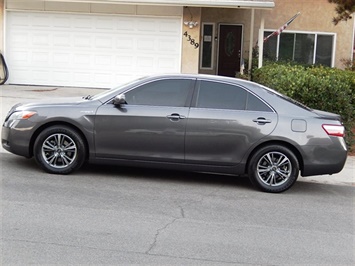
301, 137, 348, 176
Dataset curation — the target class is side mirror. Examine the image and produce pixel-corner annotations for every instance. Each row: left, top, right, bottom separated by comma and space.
113, 94, 127, 106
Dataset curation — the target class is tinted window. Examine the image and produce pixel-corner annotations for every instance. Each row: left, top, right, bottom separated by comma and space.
246, 93, 272, 112
125, 79, 192, 107
196, 81, 247, 110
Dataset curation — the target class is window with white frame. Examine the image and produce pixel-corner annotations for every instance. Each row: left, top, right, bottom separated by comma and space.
263, 31, 336, 67
200, 23, 215, 69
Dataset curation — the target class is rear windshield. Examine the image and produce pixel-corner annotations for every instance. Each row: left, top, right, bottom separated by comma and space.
259, 84, 312, 111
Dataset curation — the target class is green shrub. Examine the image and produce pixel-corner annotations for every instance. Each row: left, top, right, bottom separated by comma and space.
253, 63, 355, 150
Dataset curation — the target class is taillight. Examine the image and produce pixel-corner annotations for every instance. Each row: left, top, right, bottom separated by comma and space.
322, 124, 345, 137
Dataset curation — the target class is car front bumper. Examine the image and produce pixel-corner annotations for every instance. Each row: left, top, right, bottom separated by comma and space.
2, 122, 35, 158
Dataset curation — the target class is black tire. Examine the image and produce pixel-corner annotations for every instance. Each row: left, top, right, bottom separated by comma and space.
248, 145, 299, 193
34, 125, 86, 174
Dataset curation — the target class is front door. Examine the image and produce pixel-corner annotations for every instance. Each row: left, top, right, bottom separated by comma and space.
94, 78, 195, 162
217, 24, 243, 77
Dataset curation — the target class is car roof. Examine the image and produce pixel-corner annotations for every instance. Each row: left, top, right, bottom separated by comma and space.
144, 73, 259, 88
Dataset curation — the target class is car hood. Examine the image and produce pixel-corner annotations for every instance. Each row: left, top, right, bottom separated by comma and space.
12, 97, 89, 110
312, 109, 342, 121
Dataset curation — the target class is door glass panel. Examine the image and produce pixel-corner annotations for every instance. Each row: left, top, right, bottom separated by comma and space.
201, 24, 214, 69
125, 79, 192, 107
196, 81, 247, 110
225, 32, 236, 57
316, 35, 333, 66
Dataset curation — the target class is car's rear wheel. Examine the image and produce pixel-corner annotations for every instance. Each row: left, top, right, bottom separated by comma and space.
248, 145, 299, 193
34, 126, 86, 174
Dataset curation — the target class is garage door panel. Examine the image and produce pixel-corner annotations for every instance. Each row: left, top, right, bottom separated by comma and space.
116, 56, 134, 69
95, 36, 114, 49
159, 20, 181, 33
116, 18, 135, 31
159, 38, 180, 52
9, 50, 29, 63
53, 16, 71, 28
53, 72, 72, 85
53, 53, 71, 64
32, 52, 50, 64
53, 35, 71, 47
74, 35, 92, 48
73, 17, 93, 29
34, 70, 52, 82
116, 38, 134, 50
6, 11, 182, 88
33, 15, 51, 27
137, 19, 157, 32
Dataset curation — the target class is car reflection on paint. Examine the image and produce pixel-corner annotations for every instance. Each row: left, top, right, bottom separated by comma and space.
1, 74, 347, 193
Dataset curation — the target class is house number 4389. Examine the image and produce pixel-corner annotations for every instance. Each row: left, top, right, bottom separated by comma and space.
184, 31, 199, 49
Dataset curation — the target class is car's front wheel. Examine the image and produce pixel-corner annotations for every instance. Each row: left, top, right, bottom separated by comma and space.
248, 145, 299, 193
34, 125, 86, 174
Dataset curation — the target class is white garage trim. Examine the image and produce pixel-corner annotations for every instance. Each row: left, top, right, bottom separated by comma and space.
6, 0, 275, 9
6, 11, 182, 88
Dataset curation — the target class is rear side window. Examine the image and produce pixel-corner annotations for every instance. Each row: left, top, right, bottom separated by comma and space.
246, 93, 272, 112
195, 80, 272, 112
196, 81, 247, 110
125, 79, 193, 107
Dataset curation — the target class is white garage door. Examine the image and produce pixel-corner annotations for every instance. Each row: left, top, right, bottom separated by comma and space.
6, 11, 182, 88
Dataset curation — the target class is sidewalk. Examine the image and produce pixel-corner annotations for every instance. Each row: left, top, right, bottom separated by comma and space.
1, 84, 354, 186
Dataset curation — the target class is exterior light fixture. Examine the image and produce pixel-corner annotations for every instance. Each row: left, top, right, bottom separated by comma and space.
184, 6, 198, 29
184, 20, 198, 29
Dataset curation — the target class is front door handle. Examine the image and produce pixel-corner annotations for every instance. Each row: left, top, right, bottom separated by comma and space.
167, 113, 186, 121
253, 117, 272, 125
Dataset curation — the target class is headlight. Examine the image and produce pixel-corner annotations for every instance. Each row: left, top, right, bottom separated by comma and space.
4, 111, 37, 127
9, 111, 37, 120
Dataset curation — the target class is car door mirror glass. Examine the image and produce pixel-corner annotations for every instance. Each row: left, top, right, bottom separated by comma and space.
113, 94, 127, 106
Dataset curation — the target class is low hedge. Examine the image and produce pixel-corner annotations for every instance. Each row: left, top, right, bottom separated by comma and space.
253, 63, 355, 149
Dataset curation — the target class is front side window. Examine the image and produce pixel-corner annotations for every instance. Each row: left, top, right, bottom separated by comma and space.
264, 31, 335, 67
125, 79, 193, 107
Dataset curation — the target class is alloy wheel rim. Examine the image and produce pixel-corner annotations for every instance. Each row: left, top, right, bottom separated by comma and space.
256, 151, 292, 186
41, 133, 77, 168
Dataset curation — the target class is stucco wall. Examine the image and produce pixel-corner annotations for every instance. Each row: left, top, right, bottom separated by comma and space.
181, 7, 201, 74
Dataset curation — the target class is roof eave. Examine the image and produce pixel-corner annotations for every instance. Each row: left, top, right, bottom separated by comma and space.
44, 0, 275, 9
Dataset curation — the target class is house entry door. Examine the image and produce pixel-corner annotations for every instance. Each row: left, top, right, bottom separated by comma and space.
217, 24, 243, 77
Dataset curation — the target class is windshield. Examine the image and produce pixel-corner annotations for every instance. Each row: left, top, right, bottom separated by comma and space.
87, 76, 148, 101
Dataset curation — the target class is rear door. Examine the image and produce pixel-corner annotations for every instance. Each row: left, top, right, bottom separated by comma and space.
185, 80, 277, 165
94, 78, 195, 162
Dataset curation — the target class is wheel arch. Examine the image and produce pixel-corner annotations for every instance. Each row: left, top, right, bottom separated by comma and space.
246, 140, 304, 175
29, 122, 90, 159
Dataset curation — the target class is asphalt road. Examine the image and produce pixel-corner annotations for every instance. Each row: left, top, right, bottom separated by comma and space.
1, 152, 354, 265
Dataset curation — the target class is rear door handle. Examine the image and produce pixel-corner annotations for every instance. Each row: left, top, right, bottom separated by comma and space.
167, 113, 186, 121
253, 117, 272, 125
